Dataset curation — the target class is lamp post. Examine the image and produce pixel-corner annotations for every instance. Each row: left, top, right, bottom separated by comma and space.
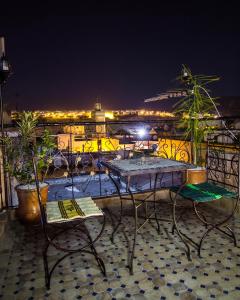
0, 37, 11, 134
0, 37, 11, 212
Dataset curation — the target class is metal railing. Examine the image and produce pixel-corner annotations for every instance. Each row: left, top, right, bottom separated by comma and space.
2, 117, 240, 209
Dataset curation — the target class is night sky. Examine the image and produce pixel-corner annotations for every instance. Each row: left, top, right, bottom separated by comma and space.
1, 2, 240, 111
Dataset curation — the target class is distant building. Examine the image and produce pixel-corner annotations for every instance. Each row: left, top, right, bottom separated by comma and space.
63, 125, 85, 136
10, 106, 175, 123
91, 102, 106, 137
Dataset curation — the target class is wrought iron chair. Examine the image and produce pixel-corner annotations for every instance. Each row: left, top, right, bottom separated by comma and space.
170, 132, 240, 259
32, 153, 106, 289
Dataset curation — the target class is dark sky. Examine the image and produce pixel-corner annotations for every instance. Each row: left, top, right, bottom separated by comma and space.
1, 2, 240, 111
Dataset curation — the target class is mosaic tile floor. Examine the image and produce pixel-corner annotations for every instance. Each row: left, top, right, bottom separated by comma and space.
0, 201, 240, 300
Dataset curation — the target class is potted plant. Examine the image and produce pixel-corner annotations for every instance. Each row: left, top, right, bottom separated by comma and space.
174, 65, 220, 184
2, 111, 55, 224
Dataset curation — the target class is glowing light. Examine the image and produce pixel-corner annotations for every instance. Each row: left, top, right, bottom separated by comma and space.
138, 128, 146, 137
11, 109, 175, 121
105, 112, 114, 119
129, 152, 134, 158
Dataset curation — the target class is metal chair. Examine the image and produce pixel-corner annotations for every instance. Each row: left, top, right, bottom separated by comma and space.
170, 132, 240, 259
32, 153, 106, 289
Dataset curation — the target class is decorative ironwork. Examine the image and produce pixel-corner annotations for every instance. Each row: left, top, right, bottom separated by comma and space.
207, 132, 240, 191
170, 131, 240, 259
32, 153, 106, 289
3, 120, 240, 208
102, 157, 194, 274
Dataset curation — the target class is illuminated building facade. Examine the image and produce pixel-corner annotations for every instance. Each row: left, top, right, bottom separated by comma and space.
11, 108, 174, 122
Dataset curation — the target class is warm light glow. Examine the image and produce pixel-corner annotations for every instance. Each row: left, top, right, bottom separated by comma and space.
157, 138, 191, 162
105, 111, 114, 119
101, 138, 119, 151
63, 125, 85, 134
11, 109, 175, 121
56, 133, 195, 163
58, 135, 120, 152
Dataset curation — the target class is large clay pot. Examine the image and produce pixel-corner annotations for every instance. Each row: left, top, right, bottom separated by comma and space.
16, 183, 48, 225
186, 167, 207, 185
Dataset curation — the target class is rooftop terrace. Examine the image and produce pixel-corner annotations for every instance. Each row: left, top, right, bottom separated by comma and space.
1, 120, 240, 300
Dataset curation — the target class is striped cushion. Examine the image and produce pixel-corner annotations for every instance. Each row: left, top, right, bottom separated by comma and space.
170, 182, 236, 203
46, 197, 103, 223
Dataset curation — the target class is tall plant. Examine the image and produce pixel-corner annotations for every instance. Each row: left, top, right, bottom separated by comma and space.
174, 65, 219, 165
2, 111, 55, 185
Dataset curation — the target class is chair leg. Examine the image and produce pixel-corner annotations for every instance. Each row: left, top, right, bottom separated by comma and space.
170, 188, 192, 261
110, 199, 123, 243
128, 205, 138, 275
107, 174, 124, 244
194, 203, 238, 257
89, 243, 106, 276
225, 225, 237, 246
171, 208, 186, 234
197, 223, 236, 257
84, 223, 106, 276
199, 212, 208, 229
153, 173, 160, 234
43, 244, 50, 290
42, 220, 107, 290
198, 225, 215, 257
214, 225, 237, 246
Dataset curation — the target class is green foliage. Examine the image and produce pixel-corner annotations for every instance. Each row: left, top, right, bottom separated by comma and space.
174, 65, 219, 165
16, 111, 38, 142
2, 111, 55, 185
36, 129, 56, 179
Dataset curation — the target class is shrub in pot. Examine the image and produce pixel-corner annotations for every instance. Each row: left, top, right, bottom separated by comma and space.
174, 65, 220, 184
2, 111, 55, 224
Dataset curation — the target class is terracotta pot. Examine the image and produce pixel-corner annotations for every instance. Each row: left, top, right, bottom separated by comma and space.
186, 167, 207, 185
16, 183, 48, 225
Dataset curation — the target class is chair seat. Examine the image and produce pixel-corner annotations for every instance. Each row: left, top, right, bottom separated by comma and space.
170, 182, 236, 203
46, 197, 103, 223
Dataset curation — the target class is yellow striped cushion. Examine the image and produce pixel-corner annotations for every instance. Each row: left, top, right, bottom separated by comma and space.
46, 197, 103, 223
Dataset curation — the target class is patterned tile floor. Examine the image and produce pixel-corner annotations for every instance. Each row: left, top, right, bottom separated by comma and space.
0, 201, 240, 300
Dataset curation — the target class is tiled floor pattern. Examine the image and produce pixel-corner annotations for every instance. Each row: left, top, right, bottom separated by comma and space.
0, 201, 240, 300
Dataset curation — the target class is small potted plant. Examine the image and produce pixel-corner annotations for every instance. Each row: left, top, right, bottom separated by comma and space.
2, 111, 55, 224
174, 65, 220, 183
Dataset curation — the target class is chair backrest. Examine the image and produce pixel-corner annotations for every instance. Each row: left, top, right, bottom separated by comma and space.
207, 131, 240, 195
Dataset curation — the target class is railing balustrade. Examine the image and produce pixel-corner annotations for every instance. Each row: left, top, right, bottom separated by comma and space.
2, 118, 240, 209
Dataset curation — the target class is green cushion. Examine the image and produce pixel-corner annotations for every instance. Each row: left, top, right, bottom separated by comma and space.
170, 182, 236, 203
